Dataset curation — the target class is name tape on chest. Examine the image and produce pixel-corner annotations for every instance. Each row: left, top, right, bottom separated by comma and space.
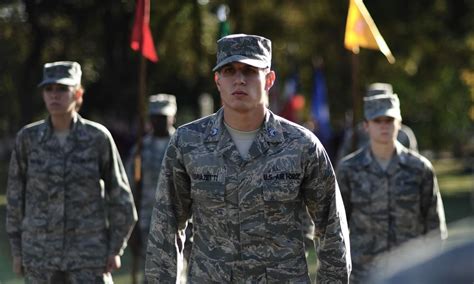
263, 172, 301, 181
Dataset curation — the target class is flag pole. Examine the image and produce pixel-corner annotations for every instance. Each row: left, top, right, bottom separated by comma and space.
130, 4, 148, 284
130, 52, 146, 284
129, 0, 158, 281
350, 51, 360, 152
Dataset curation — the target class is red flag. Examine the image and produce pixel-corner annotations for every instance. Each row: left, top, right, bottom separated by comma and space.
130, 0, 158, 62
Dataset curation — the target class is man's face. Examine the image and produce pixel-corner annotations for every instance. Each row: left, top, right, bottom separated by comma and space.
149, 114, 173, 136
42, 83, 77, 116
215, 62, 275, 114
364, 116, 401, 145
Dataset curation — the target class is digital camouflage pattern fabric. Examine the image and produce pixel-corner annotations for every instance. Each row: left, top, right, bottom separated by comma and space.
336, 143, 447, 283
6, 114, 137, 270
363, 94, 401, 121
213, 34, 272, 71
126, 133, 171, 251
145, 108, 351, 283
38, 61, 82, 87
148, 93, 177, 116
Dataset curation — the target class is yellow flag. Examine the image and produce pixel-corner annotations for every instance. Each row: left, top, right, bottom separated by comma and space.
344, 0, 395, 64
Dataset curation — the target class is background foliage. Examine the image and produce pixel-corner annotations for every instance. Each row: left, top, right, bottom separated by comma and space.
0, 0, 473, 154
0, 1, 473, 282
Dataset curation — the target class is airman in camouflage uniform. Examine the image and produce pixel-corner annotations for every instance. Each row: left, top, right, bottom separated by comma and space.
336, 93, 447, 283
145, 34, 351, 283
6, 61, 137, 283
126, 94, 177, 265
335, 83, 418, 164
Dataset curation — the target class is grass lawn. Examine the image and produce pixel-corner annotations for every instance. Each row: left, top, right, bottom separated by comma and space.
0, 158, 472, 283
434, 159, 473, 223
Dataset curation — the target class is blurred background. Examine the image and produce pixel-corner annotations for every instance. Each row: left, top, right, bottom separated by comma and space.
0, 0, 473, 283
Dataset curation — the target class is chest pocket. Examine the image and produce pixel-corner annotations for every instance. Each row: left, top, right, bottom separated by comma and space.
262, 172, 302, 202
395, 177, 421, 202
69, 150, 100, 179
350, 177, 374, 205
262, 172, 302, 231
190, 167, 226, 202
28, 149, 51, 176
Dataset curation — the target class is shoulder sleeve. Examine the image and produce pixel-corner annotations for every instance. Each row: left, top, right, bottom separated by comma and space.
335, 162, 352, 222
100, 130, 138, 256
6, 131, 28, 257
302, 138, 351, 283
145, 131, 192, 282
420, 161, 447, 239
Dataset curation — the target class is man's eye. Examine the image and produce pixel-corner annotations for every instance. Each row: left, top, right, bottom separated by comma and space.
242, 67, 258, 76
221, 67, 235, 76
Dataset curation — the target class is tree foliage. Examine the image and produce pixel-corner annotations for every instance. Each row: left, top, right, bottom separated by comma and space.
0, 0, 472, 153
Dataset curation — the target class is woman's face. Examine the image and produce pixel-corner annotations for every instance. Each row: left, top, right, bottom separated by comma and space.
42, 84, 78, 116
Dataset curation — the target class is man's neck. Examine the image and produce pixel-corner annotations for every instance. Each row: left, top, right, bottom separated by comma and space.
370, 140, 395, 161
51, 112, 75, 131
223, 107, 266, 131
153, 129, 171, 138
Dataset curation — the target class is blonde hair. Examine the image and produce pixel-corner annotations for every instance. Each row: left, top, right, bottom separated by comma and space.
74, 85, 85, 111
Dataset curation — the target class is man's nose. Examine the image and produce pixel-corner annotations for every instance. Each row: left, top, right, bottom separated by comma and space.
233, 70, 246, 84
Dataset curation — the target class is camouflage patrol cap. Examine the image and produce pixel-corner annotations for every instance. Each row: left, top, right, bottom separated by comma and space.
148, 94, 177, 116
364, 94, 402, 121
212, 34, 272, 71
366, 82, 393, 97
38, 61, 82, 87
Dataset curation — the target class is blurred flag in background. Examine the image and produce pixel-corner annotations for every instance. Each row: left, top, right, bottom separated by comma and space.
279, 73, 305, 123
217, 4, 231, 39
344, 0, 395, 63
130, 0, 158, 62
311, 68, 332, 146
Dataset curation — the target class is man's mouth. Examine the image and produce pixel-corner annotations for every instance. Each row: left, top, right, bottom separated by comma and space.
232, 91, 247, 97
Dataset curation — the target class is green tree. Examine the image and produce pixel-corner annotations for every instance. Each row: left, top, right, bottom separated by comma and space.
0, 0, 472, 154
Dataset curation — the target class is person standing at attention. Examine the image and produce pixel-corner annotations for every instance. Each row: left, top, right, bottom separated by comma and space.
145, 34, 351, 283
126, 93, 178, 269
336, 93, 447, 283
6, 61, 137, 283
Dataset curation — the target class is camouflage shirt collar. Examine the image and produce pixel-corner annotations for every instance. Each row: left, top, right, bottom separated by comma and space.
361, 141, 409, 167
204, 108, 285, 144
261, 109, 285, 143
394, 140, 409, 165
39, 113, 87, 143
360, 145, 373, 167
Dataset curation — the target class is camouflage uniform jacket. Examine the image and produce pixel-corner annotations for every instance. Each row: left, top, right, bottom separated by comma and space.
6, 114, 137, 270
145, 108, 351, 283
336, 142, 447, 282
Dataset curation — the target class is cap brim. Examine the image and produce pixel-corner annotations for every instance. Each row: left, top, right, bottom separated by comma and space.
212, 55, 269, 71
149, 106, 177, 116
38, 78, 78, 87
366, 109, 402, 120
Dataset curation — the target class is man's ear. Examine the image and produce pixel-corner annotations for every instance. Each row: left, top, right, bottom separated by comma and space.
74, 87, 84, 100
214, 72, 221, 91
265, 71, 276, 91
